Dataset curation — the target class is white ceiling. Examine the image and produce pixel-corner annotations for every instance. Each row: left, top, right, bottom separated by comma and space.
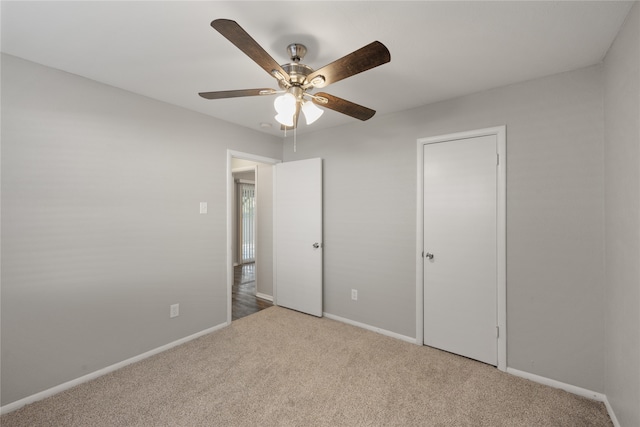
1, 1, 634, 137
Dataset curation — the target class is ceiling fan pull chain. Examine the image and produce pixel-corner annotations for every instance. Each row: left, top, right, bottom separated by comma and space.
294, 126, 297, 153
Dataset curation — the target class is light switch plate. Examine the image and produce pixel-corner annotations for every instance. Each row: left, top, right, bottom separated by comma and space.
170, 303, 179, 318
199, 202, 207, 214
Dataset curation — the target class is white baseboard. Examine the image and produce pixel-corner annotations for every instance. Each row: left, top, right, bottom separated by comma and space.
506, 367, 604, 401
506, 367, 619, 425
323, 312, 416, 344
0, 322, 228, 415
602, 395, 621, 427
256, 292, 273, 302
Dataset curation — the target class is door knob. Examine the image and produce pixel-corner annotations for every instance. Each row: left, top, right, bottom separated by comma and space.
425, 252, 434, 260
313, 243, 321, 249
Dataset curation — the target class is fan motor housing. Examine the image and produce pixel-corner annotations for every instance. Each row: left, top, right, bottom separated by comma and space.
280, 62, 313, 88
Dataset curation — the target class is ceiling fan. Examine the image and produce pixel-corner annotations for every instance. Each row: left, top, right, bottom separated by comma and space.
199, 19, 391, 129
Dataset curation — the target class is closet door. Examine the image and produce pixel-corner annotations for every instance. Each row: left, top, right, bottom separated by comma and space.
423, 135, 498, 365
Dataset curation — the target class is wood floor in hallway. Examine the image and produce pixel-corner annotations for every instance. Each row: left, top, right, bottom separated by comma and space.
232, 263, 272, 321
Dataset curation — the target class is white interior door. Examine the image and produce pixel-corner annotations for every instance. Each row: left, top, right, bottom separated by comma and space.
423, 135, 498, 365
274, 158, 322, 317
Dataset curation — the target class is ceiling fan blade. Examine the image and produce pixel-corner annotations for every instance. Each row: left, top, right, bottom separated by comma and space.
198, 88, 276, 100
305, 41, 390, 88
211, 19, 290, 82
312, 92, 376, 121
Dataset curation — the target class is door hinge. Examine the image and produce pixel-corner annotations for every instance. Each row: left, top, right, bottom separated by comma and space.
496, 153, 500, 166
496, 326, 500, 338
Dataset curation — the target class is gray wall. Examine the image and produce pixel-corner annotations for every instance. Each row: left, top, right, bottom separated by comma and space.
285, 65, 605, 392
0, 54, 282, 405
604, 2, 640, 426
233, 170, 255, 181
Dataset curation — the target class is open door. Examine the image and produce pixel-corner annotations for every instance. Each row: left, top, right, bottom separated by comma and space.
274, 158, 323, 317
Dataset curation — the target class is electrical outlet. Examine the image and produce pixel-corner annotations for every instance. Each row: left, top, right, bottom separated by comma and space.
170, 303, 179, 318
351, 289, 358, 301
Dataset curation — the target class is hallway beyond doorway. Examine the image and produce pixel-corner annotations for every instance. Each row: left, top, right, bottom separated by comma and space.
232, 263, 272, 320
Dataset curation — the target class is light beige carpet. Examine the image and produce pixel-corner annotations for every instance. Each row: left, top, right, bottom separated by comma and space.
2, 306, 611, 426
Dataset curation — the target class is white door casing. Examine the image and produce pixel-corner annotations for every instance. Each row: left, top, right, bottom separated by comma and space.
416, 127, 506, 370
274, 158, 323, 317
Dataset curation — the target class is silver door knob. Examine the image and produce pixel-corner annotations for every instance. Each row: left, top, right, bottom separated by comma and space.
313, 243, 320, 249
425, 252, 434, 260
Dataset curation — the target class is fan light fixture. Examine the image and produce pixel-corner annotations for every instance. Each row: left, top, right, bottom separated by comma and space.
301, 100, 324, 125
274, 92, 324, 127
274, 93, 296, 126
275, 113, 294, 127
274, 93, 296, 115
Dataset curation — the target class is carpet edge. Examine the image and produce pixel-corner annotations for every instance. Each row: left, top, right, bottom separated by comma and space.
0, 321, 228, 415
506, 366, 618, 425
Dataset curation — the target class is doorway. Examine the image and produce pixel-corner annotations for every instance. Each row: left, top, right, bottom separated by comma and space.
415, 127, 506, 371
231, 168, 267, 320
227, 150, 280, 324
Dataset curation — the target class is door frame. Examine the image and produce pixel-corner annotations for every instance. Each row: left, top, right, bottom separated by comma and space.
226, 150, 280, 325
415, 126, 506, 371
